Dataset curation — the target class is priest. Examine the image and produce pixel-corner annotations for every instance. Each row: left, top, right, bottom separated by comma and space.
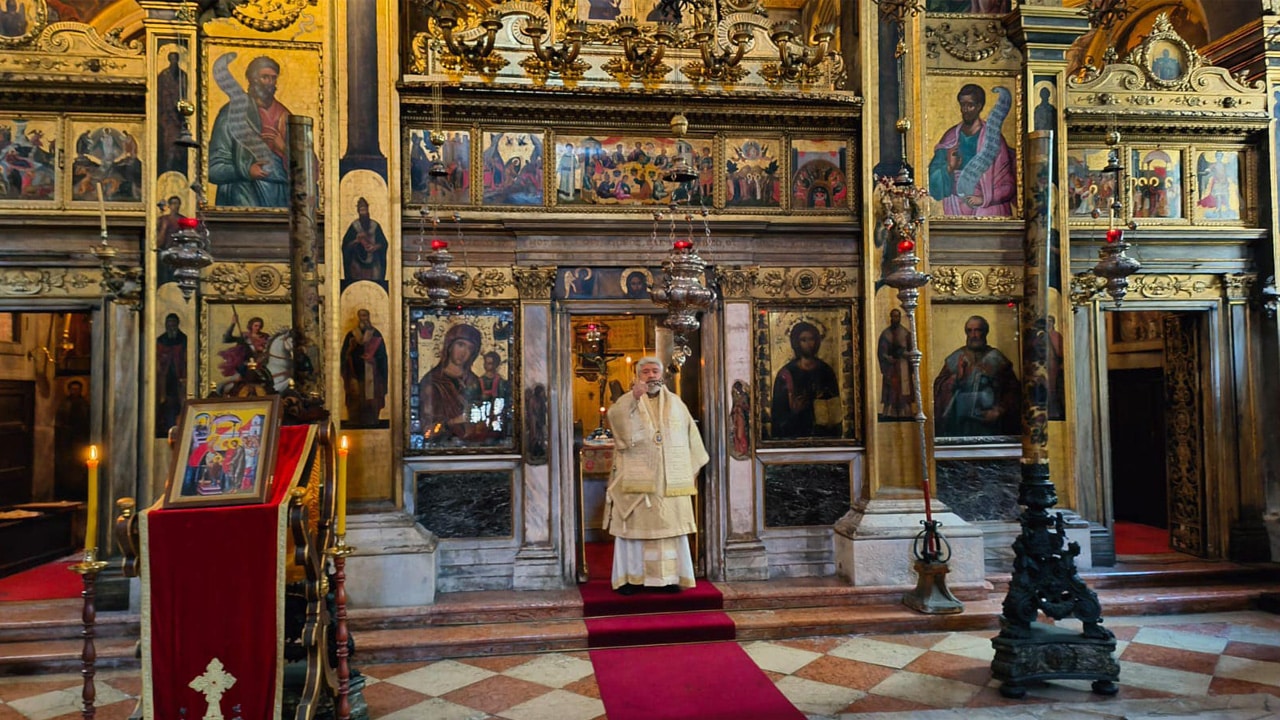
604, 357, 709, 594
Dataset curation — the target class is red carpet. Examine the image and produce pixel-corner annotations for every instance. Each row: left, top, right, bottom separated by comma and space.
585, 609, 735, 648
591, 642, 805, 720
579, 541, 724, 617
1115, 520, 1171, 555
0, 559, 82, 602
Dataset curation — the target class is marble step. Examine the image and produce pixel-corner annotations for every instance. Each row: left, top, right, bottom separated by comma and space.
0, 599, 139, 643
2, 576, 1274, 676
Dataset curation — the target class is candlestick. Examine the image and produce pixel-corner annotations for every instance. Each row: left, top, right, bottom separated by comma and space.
336, 435, 349, 537
85, 445, 99, 556
95, 182, 107, 237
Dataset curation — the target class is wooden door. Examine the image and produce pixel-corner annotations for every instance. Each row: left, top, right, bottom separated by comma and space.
0, 380, 35, 506
1162, 312, 1207, 556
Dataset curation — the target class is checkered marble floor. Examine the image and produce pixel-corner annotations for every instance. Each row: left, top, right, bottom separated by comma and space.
2, 610, 1278, 720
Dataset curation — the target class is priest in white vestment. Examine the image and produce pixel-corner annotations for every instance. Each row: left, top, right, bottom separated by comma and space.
604, 356, 709, 594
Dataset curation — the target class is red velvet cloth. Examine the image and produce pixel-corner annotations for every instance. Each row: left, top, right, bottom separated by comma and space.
143, 425, 312, 720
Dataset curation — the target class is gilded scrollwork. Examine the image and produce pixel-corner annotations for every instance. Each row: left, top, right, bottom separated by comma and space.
748, 267, 855, 298
230, 0, 318, 33
1129, 274, 1216, 300
986, 267, 1019, 296
932, 267, 961, 295
0, 268, 99, 297
512, 266, 556, 300
1067, 13, 1264, 119
203, 263, 290, 298
204, 263, 252, 297
469, 268, 512, 297
931, 266, 1022, 298
924, 20, 1017, 66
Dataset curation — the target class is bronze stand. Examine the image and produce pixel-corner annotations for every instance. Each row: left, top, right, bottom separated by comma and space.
325, 538, 357, 720
877, 163, 964, 616
68, 553, 110, 719
991, 130, 1124, 699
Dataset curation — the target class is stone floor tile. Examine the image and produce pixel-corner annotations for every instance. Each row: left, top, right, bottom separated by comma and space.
500, 653, 594, 688
1131, 626, 1230, 655
384, 658, 496, 696
829, 637, 929, 669
443, 675, 553, 716
1223, 640, 1280, 663
928, 632, 997, 661
1115, 660, 1214, 696
0, 681, 80, 704
360, 678, 434, 717
561, 675, 601, 700
903, 650, 992, 686
497, 689, 603, 720
792, 654, 896, 691
742, 640, 823, 674
377, 697, 494, 720
1214, 655, 1280, 689
868, 670, 983, 708
6, 684, 128, 720
1121, 642, 1219, 675
773, 675, 864, 716
839, 692, 938, 714
459, 654, 540, 673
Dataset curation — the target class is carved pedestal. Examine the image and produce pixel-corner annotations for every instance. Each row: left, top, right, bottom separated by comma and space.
991, 621, 1119, 698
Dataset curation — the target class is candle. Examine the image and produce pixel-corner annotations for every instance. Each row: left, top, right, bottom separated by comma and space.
95, 182, 107, 236
85, 445, 99, 556
336, 435, 349, 537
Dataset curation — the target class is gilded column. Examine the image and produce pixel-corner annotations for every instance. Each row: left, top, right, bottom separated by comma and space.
1260, 10, 1280, 562
140, 0, 199, 501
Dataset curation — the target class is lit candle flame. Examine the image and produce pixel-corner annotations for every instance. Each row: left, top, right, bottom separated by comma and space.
89, 444, 99, 462
339, 434, 350, 453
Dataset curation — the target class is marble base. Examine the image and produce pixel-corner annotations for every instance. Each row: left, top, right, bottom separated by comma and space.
512, 545, 563, 591
833, 497, 984, 588
343, 512, 439, 608
723, 537, 769, 582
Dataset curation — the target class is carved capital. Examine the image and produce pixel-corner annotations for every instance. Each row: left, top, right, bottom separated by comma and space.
1222, 272, 1256, 301
714, 266, 758, 299
512, 266, 556, 300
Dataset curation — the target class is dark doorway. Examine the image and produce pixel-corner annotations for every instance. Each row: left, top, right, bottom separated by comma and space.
569, 311, 706, 583
1108, 367, 1167, 528
1105, 309, 1208, 557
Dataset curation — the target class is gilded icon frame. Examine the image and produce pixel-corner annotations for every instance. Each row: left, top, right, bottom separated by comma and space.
163, 395, 282, 509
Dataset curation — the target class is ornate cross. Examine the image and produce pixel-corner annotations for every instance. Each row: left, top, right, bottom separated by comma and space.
188, 658, 237, 720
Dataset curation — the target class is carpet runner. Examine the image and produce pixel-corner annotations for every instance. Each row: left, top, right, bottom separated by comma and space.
1114, 520, 1171, 555
580, 541, 804, 719
0, 559, 81, 602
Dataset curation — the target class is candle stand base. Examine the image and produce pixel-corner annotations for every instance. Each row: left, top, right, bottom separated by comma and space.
69, 556, 109, 719
901, 559, 963, 615
991, 620, 1119, 698
324, 540, 357, 720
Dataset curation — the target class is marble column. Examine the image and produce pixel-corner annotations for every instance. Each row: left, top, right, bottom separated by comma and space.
512, 268, 561, 589
718, 281, 768, 580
